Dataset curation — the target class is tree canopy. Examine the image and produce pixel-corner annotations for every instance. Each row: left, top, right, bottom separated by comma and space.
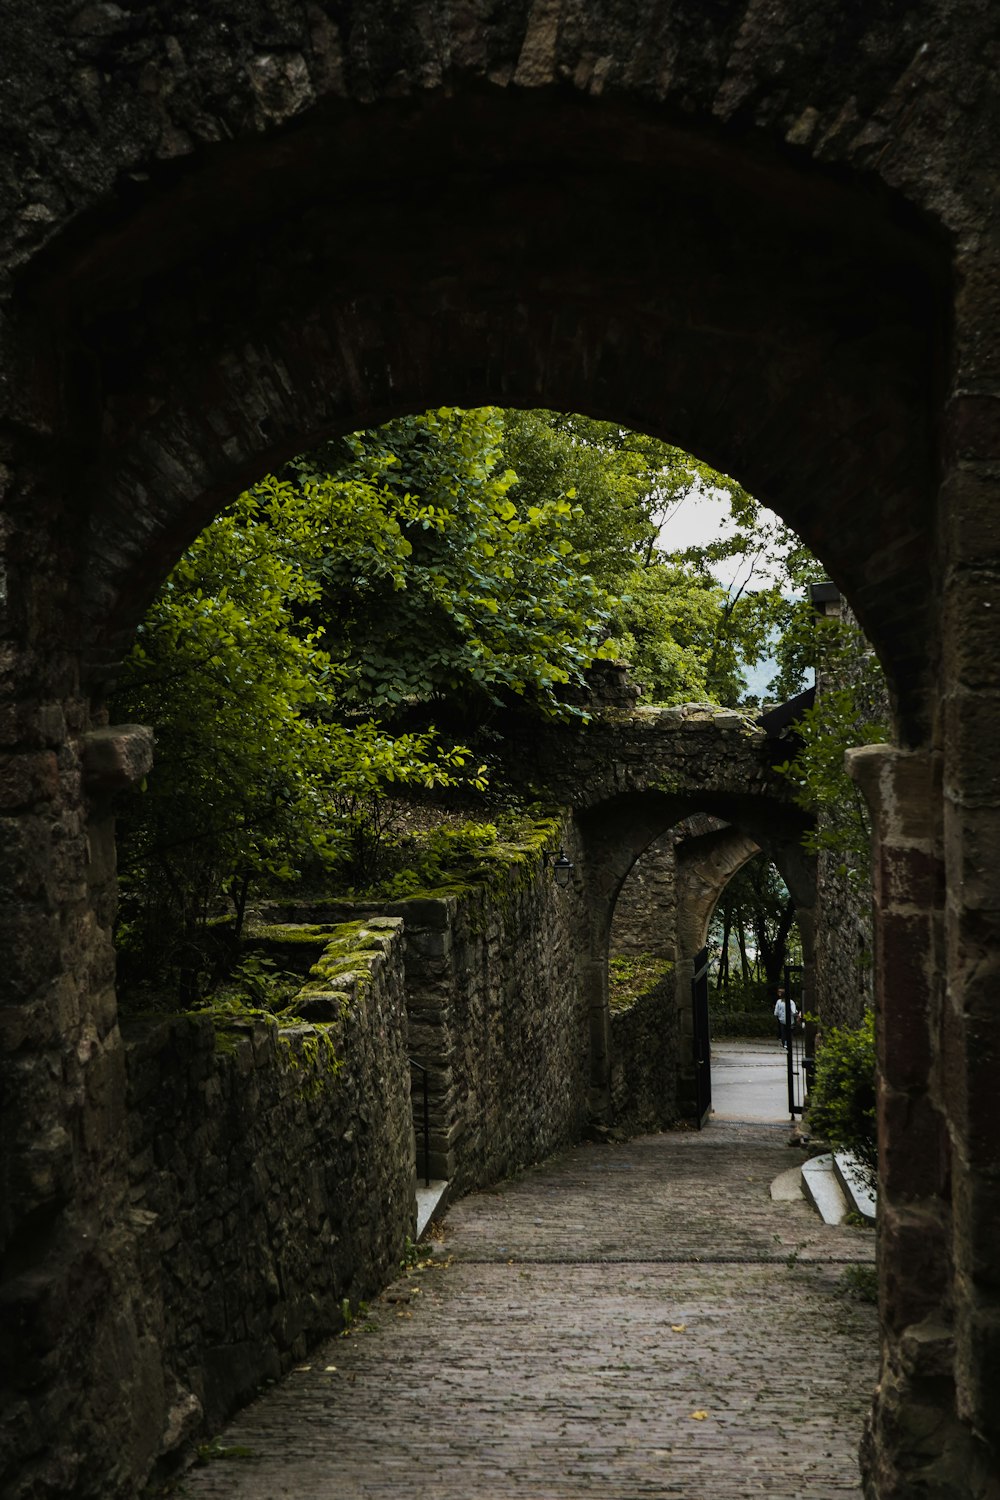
286, 407, 616, 719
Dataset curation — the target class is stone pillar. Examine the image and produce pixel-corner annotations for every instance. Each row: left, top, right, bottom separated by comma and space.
847, 744, 997, 1496
933, 257, 1000, 1493
672, 828, 760, 1121
0, 441, 167, 1495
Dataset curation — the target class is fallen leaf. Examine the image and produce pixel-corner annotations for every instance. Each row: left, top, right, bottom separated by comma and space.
690, 1410, 709, 1421
671, 1324, 686, 1332
324, 1365, 337, 1373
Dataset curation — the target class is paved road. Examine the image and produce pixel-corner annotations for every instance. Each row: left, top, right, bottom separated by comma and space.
174, 1123, 877, 1499
711, 1038, 796, 1124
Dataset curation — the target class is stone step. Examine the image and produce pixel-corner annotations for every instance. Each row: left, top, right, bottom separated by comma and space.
801, 1153, 849, 1225
773, 1152, 877, 1227
833, 1152, 877, 1224
416, 1180, 450, 1240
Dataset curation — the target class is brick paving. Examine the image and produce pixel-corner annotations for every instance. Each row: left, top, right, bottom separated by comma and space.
173, 1123, 877, 1499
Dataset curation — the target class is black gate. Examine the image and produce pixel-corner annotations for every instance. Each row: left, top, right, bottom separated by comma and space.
783, 962, 807, 1118
691, 946, 711, 1128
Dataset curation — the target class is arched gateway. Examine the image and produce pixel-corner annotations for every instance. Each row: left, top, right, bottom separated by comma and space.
2, 6, 998, 1496
520, 696, 814, 1123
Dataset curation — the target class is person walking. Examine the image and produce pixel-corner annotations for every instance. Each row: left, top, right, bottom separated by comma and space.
774, 987, 797, 1049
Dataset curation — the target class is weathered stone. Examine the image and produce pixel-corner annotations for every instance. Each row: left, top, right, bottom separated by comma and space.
80, 725, 153, 796
2, 4, 1000, 1494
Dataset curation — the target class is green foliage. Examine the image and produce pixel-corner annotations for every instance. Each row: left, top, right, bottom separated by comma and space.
808, 1011, 877, 1191
710, 977, 776, 1038
290, 407, 616, 719
609, 563, 748, 705
212, 954, 302, 1015
113, 480, 479, 1003
370, 820, 510, 898
774, 612, 889, 868
500, 409, 672, 589
500, 409, 790, 707
839, 1264, 878, 1303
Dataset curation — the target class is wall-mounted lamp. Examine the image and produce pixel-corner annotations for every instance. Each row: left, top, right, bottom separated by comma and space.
543, 847, 575, 890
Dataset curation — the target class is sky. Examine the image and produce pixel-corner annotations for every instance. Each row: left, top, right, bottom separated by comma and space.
656, 485, 786, 594
656, 485, 802, 702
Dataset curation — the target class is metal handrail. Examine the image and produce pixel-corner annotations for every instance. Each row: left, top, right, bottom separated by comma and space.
408, 1058, 431, 1189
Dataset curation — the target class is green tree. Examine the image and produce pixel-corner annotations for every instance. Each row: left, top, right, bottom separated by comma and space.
711, 857, 799, 991
289, 407, 616, 719
113, 481, 475, 1002
775, 610, 889, 867
608, 562, 747, 704
500, 409, 787, 705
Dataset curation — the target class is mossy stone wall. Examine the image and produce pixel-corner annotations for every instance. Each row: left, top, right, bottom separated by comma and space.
254, 823, 588, 1197
609, 978, 678, 1136
122, 918, 413, 1464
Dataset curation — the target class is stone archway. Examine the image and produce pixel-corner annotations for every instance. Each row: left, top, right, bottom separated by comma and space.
3, 8, 1000, 1495
605, 810, 816, 1122
568, 783, 811, 1125
671, 822, 816, 1119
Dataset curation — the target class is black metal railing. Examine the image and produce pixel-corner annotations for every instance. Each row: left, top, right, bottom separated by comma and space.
408, 1058, 431, 1188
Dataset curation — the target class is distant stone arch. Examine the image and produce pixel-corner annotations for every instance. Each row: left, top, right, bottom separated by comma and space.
513, 696, 809, 1120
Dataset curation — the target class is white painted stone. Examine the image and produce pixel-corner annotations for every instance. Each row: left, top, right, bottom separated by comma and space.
834, 1152, 877, 1223
801, 1153, 849, 1225
416, 1181, 449, 1240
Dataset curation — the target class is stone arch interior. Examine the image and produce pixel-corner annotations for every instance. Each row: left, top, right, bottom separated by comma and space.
17, 90, 948, 740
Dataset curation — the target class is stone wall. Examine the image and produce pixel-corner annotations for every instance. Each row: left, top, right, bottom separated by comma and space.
41, 828, 588, 1493
4, 5, 1000, 1491
121, 916, 414, 1472
811, 595, 886, 1033
609, 977, 678, 1137
256, 820, 588, 1200
609, 832, 676, 960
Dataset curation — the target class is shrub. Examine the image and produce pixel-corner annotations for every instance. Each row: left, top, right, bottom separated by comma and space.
711, 979, 774, 1038
808, 1010, 877, 1190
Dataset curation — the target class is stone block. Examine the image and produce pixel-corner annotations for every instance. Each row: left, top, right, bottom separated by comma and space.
0, 750, 60, 810
80, 725, 153, 796
955, 1304, 1000, 1445
876, 912, 933, 1077
879, 845, 942, 914
942, 690, 1000, 807
879, 1203, 950, 1332
939, 466, 1000, 564
942, 795, 1000, 912
879, 1086, 948, 1202
0, 905, 63, 997
946, 391, 1000, 464
940, 567, 1000, 693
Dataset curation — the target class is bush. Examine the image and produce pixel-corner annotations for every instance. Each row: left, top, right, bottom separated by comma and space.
711, 980, 775, 1038
808, 1010, 877, 1190
371, 821, 501, 896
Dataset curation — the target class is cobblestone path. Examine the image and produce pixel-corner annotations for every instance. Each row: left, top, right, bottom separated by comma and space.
174, 1123, 878, 1499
